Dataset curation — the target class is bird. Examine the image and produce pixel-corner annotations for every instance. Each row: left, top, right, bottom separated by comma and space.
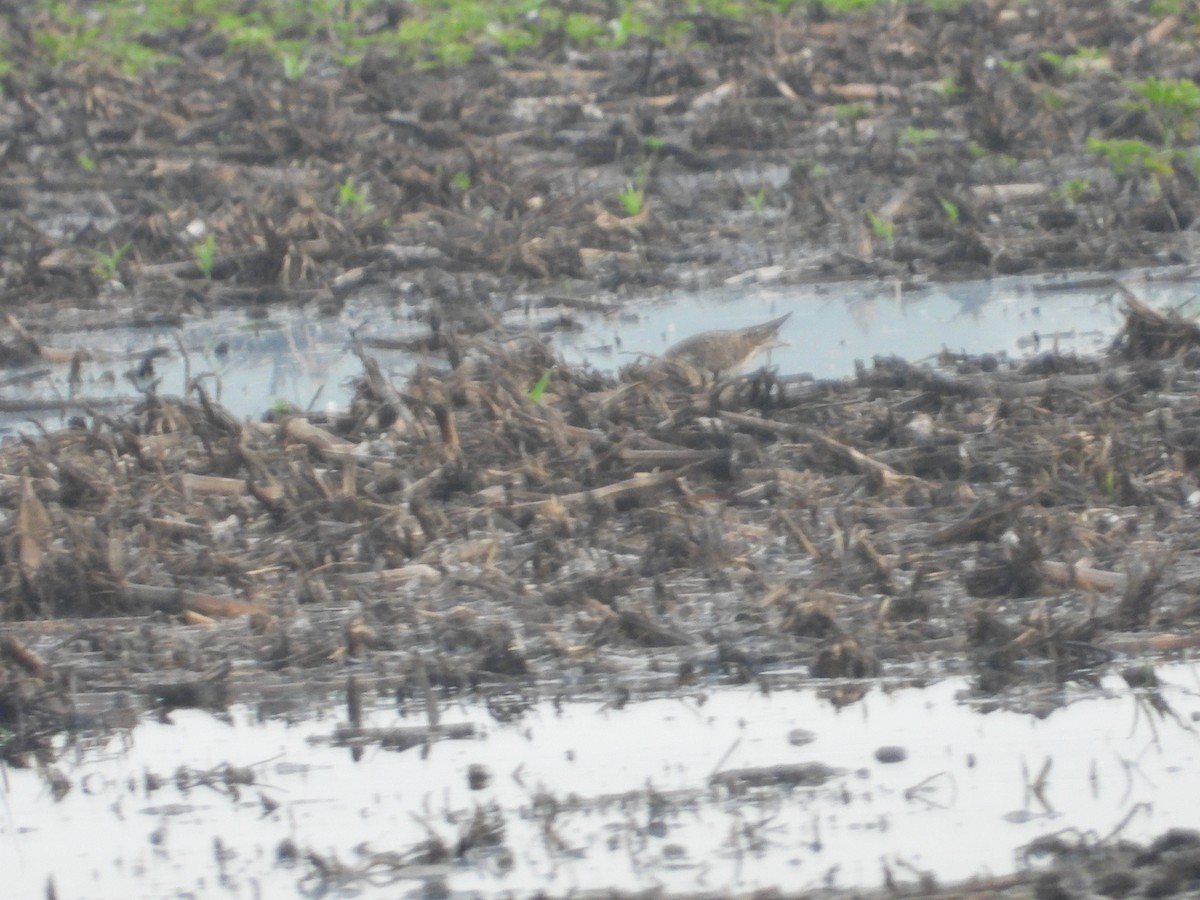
661, 312, 792, 377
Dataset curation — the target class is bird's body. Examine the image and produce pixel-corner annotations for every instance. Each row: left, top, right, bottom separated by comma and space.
662, 312, 792, 375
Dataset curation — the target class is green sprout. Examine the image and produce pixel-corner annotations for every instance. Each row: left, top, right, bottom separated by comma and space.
563, 13, 607, 46
1064, 47, 1107, 76
1038, 51, 1065, 73
901, 126, 938, 148
78, 153, 96, 172
618, 185, 644, 217
91, 242, 131, 280
792, 158, 828, 178
1051, 178, 1091, 206
1088, 137, 1174, 180
194, 234, 217, 279
338, 177, 374, 216
1037, 86, 1070, 112
866, 210, 894, 243
936, 77, 963, 99
835, 103, 873, 123
452, 171, 472, 191
603, 6, 650, 49
280, 50, 310, 81
528, 368, 554, 404
748, 186, 768, 218
938, 197, 959, 224
1128, 76, 1200, 143
618, 166, 648, 217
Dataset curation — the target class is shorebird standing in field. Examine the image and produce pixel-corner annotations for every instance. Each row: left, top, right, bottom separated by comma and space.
662, 312, 791, 378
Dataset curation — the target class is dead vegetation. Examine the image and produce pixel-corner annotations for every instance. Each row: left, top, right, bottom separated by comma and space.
3, 1, 1200, 344
2, 296, 1200, 761
6, 2, 1200, 894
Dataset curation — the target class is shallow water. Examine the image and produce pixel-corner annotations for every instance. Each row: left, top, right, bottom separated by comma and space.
4, 269, 1199, 439
5, 664, 1199, 898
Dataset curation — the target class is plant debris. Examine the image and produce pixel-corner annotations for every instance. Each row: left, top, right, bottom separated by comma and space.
3, 296, 1200, 761
4, 1, 1200, 893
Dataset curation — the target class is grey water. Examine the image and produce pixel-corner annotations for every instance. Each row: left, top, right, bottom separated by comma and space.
5, 666, 1200, 898
2, 268, 1198, 436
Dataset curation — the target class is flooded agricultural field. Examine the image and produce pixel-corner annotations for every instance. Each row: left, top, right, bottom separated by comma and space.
5, 267, 1200, 438
8, 0, 1200, 896
7, 668, 1200, 898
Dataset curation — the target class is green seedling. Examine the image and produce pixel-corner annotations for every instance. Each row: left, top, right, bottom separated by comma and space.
618, 184, 644, 217
1186, 148, 1200, 183
395, 8, 479, 68
748, 186, 768, 218
1064, 47, 1107, 76
901, 126, 938, 148
866, 210, 894, 243
452, 171, 472, 191
28, 0, 804, 78
280, 49, 310, 80
492, 25, 537, 55
818, 0, 886, 9
1036, 48, 1107, 79
792, 159, 827, 178
939, 197, 959, 224
78, 153, 96, 172
835, 103, 873, 123
563, 12, 607, 46
1128, 76, 1200, 143
603, 6, 650, 49
643, 135, 666, 154
1039, 88, 1069, 111
1039, 51, 1064, 73
936, 77, 963, 99
1051, 178, 1091, 206
338, 177, 374, 216
528, 368, 554, 404
1088, 137, 1174, 180
91, 242, 131, 280
618, 166, 648, 217
194, 234, 217, 279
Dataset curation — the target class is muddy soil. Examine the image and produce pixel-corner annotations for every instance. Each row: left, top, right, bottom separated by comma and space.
3, 1, 1200, 337
5, 1, 1200, 896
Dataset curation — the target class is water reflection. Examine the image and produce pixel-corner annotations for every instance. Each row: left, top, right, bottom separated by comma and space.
3, 269, 1199, 437
5, 666, 1200, 898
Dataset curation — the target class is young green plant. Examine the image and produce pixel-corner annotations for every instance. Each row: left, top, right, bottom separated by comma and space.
91, 242, 132, 280
338, 177, 374, 216
194, 234, 217, 279
618, 166, 648, 217
528, 368, 554, 404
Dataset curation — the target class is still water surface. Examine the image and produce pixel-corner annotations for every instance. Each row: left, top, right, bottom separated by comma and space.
4, 667, 1199, 897
5, 269, 1198, 436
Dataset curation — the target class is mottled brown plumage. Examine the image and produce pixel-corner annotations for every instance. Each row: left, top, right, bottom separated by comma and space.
663, 312, 792, 375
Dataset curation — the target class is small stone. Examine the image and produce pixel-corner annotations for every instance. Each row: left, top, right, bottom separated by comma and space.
787, 728, 817, 747
467, 764, 491, 790
874, 745, 907, 764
